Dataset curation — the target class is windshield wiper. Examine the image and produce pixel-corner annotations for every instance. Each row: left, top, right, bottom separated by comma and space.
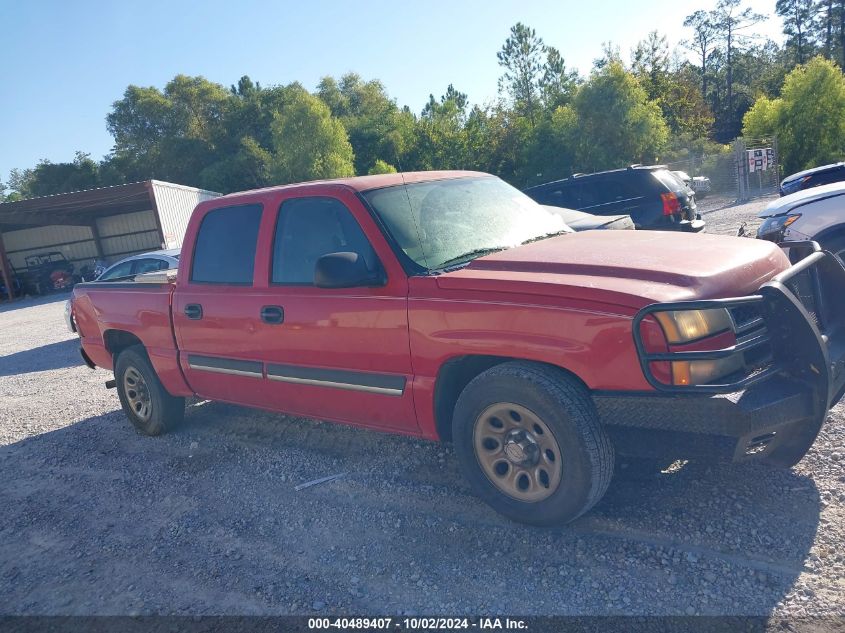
521, 229, 572, 245
435, 246, 510, 270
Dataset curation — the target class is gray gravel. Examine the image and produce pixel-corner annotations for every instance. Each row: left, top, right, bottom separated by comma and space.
2, 194, 844, 617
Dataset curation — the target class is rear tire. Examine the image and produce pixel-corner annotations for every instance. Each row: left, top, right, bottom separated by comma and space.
114, 345, 184, 436
452, 361, 614, 526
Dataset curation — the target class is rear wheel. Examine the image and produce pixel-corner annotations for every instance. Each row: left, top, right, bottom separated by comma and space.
452, 362, 614, 526
114, 345, 184, 436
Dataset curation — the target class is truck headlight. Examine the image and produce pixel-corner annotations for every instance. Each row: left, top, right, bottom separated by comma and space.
654, 308, 733, 344
654, 308, 741, 386
757, 214, 801, 242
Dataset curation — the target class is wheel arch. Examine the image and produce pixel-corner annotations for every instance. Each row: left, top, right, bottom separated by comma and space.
812, 222, 845, 247
433, 354, 589, 442
103, 329, 145, 358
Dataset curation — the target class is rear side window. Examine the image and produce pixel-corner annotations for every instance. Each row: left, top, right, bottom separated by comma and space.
272, 197, 379, 285
652, 170, 686, 194
532, 183, 578, 207
191, 204, 262, 284
134, 259, 170, 275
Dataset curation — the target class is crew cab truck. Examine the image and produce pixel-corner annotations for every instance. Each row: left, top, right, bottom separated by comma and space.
71, 171, 845, 525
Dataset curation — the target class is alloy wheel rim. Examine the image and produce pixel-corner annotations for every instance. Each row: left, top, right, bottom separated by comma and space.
473, 402, 562, 502
124, 366, 152, 422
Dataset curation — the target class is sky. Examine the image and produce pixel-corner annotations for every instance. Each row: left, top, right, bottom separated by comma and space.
0, 0, 784, 185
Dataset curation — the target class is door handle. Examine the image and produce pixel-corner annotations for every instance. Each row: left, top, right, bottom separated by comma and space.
261, 305, 284, 324
184, 304, 203, 320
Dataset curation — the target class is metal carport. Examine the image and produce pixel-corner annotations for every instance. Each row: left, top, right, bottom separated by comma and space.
0, 180, 219, 300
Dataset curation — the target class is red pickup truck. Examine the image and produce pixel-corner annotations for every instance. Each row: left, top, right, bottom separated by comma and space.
71, 171, 845, 525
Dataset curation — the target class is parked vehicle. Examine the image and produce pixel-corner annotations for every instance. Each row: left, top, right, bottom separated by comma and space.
524, 165, 704, 232
758, 181, 845, 262
545, 206, 635, 231
71, 171, 845, 525
672, 170, 712, 198
66, 249, 181, 332
20, 251, 79, 294
779, 162, 845, 196
96, 249, 180, 282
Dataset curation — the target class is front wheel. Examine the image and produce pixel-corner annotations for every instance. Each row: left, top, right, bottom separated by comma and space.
452, 362, 614, 526
114, 345, 184, 436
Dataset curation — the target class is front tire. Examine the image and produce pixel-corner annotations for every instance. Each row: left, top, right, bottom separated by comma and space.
114, 345, 184, 436
452, 362, 614, 526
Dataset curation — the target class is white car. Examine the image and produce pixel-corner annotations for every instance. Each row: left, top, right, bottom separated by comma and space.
672, 170, 712, 198
96, 248, 180, 281
65, 248, 180, 332
757, 182, 845, 261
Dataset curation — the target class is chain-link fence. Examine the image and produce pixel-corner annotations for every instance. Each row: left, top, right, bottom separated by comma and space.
663, 137, 780, 204
735, 137, 780, 200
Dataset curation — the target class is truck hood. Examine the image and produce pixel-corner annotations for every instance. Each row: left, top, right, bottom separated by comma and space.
435, 230, 790, 309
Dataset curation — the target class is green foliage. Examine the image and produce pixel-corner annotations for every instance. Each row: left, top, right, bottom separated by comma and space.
497, 23, 545, 123
745, 56, 845, 172
741, 95, 779, 137
10, 12, 845, 201
368, 160, 397, 175
568, 62, 669, 171
317, 73, 412, 175
4, 152, 99, 199
776, 0, 820, 64
270, 89, 355, 184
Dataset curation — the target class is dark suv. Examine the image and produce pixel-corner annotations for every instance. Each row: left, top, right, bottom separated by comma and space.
524, 165, 704, 232
780, 162, 845, 196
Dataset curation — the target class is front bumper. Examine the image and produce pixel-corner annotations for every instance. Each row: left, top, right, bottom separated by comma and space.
615, 242, 845, 465
595, 377, 823, 463
657, 219, 706, 233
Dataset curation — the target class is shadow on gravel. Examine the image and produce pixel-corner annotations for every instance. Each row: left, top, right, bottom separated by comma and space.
0, 401, 821, 616
0, 338, 81, 376
0, 294, 69, 314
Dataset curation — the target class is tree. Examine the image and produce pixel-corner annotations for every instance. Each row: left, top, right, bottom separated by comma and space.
411, 85, 471, 170
684, 10, 718, 99
741, 94, 779, 137
270, 89, 355, 184
368, 160, 397, 175
569, 62, 669, 171
316, 73, 413, 174
776, 0, 819, 63
631, 31, 670, 102
660, 68, 715, 137
743, 56, 845, 172
2, 152, 100, 199
497, 23, 545, 124
711, 0, 766, 138
539, 47, 579, 109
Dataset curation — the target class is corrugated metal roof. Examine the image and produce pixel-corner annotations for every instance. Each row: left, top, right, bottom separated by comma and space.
0, 180, 220, 231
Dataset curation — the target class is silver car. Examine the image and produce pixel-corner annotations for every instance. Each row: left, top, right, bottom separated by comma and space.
65, 249, 180, 332
757, 181, 845, 262
96, 248, 180, 281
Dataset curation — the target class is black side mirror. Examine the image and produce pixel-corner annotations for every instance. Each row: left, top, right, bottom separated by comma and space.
314, 252, 383, 288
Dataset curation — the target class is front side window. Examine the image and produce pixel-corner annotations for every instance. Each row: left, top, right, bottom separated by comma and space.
191, 204, 262, 284
272, 197, 380, 285
364, 176, 566, 270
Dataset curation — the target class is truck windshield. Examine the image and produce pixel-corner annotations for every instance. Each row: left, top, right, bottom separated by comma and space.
363, 176, 567, 270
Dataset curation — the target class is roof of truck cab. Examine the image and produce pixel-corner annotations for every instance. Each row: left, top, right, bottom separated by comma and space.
221, 171, 489, 199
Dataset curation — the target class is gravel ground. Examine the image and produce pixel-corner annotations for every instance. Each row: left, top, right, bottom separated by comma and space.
2, 194, 844, 617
